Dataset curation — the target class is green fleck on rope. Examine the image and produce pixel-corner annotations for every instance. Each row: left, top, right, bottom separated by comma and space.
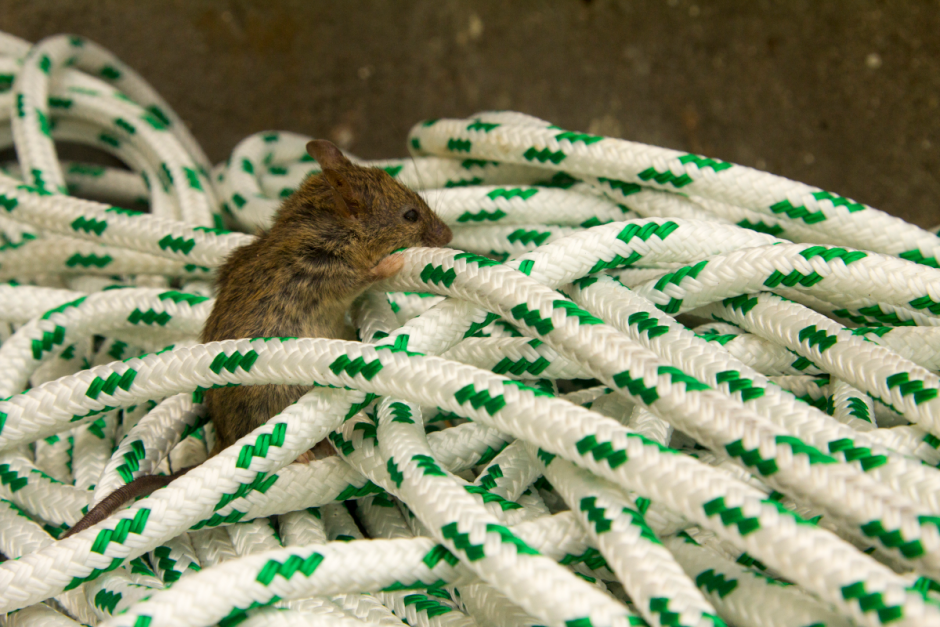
575, 435, 629, 469
158, 235, 196, 255
209, 350, 259, 376
523, 147, 566, 165
458, 209, 506, 223
694, 569, 738, 598
90, 508, 150, 554
85, 369, 138, 399
454, 384, 506, 416
702, 497, 761, 536
71, 216, 108, 236
885, 373, 939, 405
840, 580, 904, 623
66, 253, 112, 268
255, 553, 324, 586
447, 138, 472, 153
737, 219, 784, 236
94, 589, 121, 615
507, 229, 552, 247
638, 166, 692, 188
555, 131, 603, 145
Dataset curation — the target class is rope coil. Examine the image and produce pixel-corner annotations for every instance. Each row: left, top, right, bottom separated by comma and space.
0, 30, 938, 627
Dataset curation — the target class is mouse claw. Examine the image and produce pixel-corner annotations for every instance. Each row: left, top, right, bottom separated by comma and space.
370, 254, 405, 281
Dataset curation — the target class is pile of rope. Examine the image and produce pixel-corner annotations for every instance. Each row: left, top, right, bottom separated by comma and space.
0, 31, 939, 627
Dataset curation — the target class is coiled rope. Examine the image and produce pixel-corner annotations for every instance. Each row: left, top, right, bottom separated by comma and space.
0, 30, 938, 627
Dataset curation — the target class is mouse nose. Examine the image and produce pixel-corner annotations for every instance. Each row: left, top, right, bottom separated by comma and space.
425, 220, 452, 247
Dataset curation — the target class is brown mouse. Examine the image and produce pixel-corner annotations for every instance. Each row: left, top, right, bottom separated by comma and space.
63, 140, 452, 538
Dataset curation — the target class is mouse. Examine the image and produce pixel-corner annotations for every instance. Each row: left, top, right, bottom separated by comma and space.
62, 139, 452, 538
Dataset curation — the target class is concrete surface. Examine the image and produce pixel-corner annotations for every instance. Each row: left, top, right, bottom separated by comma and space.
1, 0, 938, 226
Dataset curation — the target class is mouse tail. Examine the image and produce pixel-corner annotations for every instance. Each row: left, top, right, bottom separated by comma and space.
61, 465, 196, 539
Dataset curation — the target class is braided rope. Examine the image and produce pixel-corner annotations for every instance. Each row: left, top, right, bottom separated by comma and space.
1, 30, 939, 627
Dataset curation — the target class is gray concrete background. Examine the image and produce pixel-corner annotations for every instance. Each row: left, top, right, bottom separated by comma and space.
1, 0, 938, 226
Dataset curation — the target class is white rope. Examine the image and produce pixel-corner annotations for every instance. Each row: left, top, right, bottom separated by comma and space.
1, 30, 939, 627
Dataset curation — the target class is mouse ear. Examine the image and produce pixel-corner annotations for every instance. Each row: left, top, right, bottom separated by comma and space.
306, 140, 361, 220
306, 140, 352, 170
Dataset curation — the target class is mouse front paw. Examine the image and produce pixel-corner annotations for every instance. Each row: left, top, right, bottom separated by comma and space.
370, 254, 405, 281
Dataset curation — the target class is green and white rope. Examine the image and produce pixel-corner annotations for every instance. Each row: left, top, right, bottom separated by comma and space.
408, 112, 940, 267
3, 29, 940, 627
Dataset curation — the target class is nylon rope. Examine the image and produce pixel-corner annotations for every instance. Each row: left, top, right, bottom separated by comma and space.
0, 31, 938, 627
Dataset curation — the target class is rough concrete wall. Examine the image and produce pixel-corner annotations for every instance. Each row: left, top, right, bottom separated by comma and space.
1, 0, 938, 226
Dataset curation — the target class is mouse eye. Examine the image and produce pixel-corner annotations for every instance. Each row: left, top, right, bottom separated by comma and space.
403, 208, 419, 223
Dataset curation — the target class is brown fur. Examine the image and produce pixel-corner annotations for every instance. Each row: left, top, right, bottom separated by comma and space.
203, 140, 451, 451
63, 140, 451, 538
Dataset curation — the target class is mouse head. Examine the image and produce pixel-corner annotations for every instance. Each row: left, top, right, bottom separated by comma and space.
282, 140, 451, 268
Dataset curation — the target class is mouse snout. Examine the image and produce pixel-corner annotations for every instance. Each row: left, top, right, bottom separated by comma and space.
423, 219, 452, 247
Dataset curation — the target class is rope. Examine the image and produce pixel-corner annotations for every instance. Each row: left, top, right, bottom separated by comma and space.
0, 30, 938, 627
